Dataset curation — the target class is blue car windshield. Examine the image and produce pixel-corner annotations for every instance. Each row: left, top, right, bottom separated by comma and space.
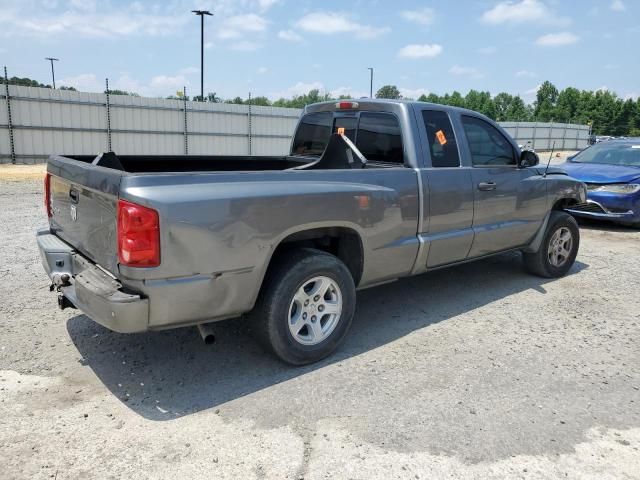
573, 143, 640, 167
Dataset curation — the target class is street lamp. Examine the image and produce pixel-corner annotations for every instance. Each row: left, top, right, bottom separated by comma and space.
45, 57, 59, 89
367, 67, 373, 98
192, 10, 213, 101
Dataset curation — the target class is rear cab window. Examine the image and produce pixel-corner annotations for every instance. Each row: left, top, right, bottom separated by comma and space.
291, 110, 405, 165
421, 110, 460, 168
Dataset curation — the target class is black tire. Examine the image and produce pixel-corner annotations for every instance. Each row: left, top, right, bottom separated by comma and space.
523, 211, 580, 278
252, 248, 356, 365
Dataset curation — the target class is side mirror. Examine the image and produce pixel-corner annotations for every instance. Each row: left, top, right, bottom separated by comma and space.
519, 150, 539, 168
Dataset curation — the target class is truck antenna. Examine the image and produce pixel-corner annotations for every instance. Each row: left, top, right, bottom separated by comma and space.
543, 141, 555, 178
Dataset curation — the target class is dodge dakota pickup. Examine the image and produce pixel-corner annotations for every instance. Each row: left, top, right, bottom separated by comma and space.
37, 99, 587, 365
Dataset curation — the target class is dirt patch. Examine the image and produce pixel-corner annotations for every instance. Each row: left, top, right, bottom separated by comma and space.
0, 164, 47, 181
0, 178, 638, 479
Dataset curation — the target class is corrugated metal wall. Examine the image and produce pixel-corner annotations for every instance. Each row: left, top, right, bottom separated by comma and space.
0, 85, 301, 163
1, 85, 590, 164
500, 121, 591, 151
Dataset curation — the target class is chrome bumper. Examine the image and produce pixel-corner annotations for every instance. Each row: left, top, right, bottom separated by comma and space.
566, 200, 636, 221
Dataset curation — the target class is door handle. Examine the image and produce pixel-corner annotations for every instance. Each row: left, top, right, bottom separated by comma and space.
477, 182, 496, 191
69, 188, 79, 204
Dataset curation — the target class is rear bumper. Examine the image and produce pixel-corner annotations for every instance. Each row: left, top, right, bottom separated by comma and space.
37, 228, 149, 333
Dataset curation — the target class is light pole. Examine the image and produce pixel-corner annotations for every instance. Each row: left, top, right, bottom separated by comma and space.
45, 57, 59, 89
192, 10, 213, 101
367, 67, 373, 98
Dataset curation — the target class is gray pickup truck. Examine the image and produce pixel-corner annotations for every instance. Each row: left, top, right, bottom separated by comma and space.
37, 99, 587, 364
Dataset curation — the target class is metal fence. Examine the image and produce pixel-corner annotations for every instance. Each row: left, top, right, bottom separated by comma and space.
1, 83, 591, 165
500, 121, 590, 151
1, 83, 301, 164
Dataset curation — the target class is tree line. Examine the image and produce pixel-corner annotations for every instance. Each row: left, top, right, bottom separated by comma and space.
3, 76, 638, 136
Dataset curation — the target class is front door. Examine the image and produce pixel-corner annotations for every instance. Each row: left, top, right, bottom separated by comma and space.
461, 115, 546, 257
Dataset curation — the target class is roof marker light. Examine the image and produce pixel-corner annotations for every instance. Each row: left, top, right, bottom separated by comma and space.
336, 101, 359, 109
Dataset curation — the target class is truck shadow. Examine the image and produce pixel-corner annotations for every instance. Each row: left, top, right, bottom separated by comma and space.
67, 252, 588, 421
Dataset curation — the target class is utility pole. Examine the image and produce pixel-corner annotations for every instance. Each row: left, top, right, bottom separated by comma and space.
45, 57, 59, 89
192, 10, 213, 101
367, 67, 373, 98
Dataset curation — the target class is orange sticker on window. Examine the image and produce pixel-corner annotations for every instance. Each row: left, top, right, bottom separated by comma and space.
337, 127, 345, 135
436, 130, 447, 145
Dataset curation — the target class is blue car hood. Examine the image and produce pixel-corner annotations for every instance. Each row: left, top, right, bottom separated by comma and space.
559, 161, 640, 184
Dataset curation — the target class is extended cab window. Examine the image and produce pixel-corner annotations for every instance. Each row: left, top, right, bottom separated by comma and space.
291, 112, 333, 156
462, 116, 516, 167
356, 113, 404, 164
422, 110, 460, 167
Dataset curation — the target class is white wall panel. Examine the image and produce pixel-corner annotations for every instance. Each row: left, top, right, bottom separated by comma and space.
1, 85, 591, 164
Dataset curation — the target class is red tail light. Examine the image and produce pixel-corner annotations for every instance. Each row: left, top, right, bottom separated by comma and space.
117, 199, 160, 267
44, 173, 52, 218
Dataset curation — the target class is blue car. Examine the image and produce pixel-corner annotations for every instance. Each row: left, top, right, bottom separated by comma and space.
561, 139, 640, 227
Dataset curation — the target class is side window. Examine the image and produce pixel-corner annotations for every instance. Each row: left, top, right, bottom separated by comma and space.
461, 116, 516, 167
421, 110, 460, 167
356, 112, 404, 164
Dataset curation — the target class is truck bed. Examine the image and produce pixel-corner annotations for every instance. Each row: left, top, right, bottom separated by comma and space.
62, 153, 311, 173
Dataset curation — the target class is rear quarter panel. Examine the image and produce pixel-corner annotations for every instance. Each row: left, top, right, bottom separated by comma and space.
119, 169, 420, 327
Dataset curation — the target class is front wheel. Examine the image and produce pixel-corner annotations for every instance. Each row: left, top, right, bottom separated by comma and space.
252, 248, 356, 365
523, 211, 580, 278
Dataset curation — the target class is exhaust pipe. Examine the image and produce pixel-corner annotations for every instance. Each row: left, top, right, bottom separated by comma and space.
197, 323, 216, 345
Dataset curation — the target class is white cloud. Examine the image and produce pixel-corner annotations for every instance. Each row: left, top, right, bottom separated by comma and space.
58, 72, 191, 97
58, 73, 103, 92
257, 0, 279, 12
399, 88, 430, 99
478, 46, 497, 55
218, 13, 267, 39
449, 65, 484, 79
399, 8, 435, 26
331, 86, 368, 98
204, 41, 214, 49
481, 0, 570, 27
278, 29, 302, 42
398, 44, 443, 59
295, 12, 390, 39
515, 70, 537, 78
257, 67, 268, 74
611, 0, 626, 11
535, 32, 579, 46
0, 8, 189, 38
624, 92, 639, 100
271, 81, 326, 99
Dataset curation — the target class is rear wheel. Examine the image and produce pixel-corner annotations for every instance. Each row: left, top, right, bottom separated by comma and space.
252, 248, 356, 365
523, 211, 580, 278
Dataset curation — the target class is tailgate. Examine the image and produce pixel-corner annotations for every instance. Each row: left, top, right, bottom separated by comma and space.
48, 156, 123, 275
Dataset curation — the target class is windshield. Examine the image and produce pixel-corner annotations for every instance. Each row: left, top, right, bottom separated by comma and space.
572, 143, 640, 167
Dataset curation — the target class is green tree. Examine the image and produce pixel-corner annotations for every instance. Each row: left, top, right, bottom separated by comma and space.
106, 89, 140, 97
555, 87, 580, 123
534, 81, 559, 121
0, 76, 50, 88
375, 85, 401, 99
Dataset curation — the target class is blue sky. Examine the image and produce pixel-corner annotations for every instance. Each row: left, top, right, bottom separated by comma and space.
1, 0, 638, 102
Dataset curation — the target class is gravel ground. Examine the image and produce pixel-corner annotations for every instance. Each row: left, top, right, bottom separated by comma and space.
1, 177, 639, 480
